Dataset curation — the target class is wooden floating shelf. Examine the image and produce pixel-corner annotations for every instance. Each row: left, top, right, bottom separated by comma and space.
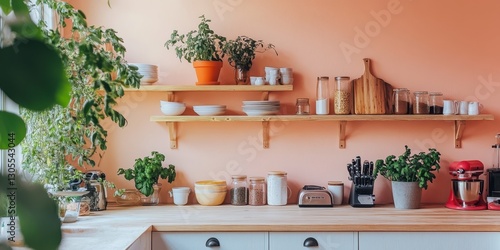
126, 84, 293, 102
150, 114, 494, 149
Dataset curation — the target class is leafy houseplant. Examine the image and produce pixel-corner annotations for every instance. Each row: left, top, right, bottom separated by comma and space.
374, 145, 441, 209
117, 151, 176, 205
21, 0, 141, 193
222, 36, 277, 84
164, 15, 226, 85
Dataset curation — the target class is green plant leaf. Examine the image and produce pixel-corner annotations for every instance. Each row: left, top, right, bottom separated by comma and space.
0, 111, 26, 149
0, 0, 12, 13
0, 39, 71, 110
17, 181, 62, 250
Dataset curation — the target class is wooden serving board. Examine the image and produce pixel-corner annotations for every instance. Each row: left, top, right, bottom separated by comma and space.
352, 58, 392, 114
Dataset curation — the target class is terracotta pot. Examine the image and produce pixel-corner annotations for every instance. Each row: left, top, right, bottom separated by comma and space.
193, 60, 223, 85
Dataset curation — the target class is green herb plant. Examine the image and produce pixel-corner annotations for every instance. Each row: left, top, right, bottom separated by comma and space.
222, 36, 277, 72
373, 145, 441, 189
164, 15, 226, 62
117, 151, 176, 197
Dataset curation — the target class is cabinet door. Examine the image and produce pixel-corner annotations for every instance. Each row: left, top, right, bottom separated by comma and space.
127, 230, 151, 250
269, 232, 357, 250
359, 232, 500, 250
152, 232, 268, 250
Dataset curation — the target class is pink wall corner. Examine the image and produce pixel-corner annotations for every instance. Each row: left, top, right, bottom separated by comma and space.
66, 0, 500, 205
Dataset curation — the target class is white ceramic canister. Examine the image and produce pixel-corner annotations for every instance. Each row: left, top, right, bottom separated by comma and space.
267, 171, 288, 205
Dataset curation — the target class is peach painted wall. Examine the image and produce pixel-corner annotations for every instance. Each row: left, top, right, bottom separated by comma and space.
67, 0, 500, 205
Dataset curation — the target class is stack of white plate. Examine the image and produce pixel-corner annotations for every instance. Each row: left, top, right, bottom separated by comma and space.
193, 105, 226, 116
242, 101, 280, 116
129, 63, 158, 84
160, 101, 186, 115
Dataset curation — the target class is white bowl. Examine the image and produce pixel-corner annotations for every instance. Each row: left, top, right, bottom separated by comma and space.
194, 109, 226, 116
160, 101, 186, 107
160, 105, 186, 116
244, 110, 279, 116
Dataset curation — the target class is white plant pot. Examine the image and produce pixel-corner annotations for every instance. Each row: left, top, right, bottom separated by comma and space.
391, 181, 422, 209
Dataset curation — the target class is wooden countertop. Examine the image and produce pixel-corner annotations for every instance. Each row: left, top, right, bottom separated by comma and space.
38, 204, 500, 249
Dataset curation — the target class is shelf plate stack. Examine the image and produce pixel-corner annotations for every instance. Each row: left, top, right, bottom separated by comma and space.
242, 101, 280, 116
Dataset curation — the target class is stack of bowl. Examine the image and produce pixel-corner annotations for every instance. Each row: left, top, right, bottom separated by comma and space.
129, 63, 158, 84
160, 101, 186, 116
242, 100, 280, 116
194, 180, 227, 206
193, 105, 226, 116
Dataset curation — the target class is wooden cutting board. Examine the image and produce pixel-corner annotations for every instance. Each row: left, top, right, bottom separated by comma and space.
352, 58, 392, 114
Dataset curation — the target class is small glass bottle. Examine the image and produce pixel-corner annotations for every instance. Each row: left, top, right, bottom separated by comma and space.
393, 88, 410, 114
429, 92, 443, 114
316, 76, 330, 115
230, 175, 248, 205
267, 171, 288, 206
334, 76, 351, 114
296, 98, 310, 115
248, 177, 266, 206
413, 91, 429, 114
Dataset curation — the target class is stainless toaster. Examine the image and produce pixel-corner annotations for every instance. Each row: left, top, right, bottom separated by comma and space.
298, 185, 334, 207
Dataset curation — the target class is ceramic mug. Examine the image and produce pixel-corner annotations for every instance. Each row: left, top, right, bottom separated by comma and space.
268, 74, 280, 85
443, 100, 459, 115
459, 101, 469, 115
468, 101, 483, 115
254, 77, 265, 86
169, 187, 190, 206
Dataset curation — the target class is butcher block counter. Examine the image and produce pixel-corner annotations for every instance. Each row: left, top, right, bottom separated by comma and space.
51, 204, 500, 249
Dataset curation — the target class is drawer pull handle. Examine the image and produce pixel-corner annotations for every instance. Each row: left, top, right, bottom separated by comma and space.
303, 237, 319, 247
205, 237, 220, 247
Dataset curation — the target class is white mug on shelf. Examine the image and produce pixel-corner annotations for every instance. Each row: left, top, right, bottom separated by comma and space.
459, 101, 469, 115
169, 187, 190, 206
468, 101, 483, 115
443, 100, 459, 115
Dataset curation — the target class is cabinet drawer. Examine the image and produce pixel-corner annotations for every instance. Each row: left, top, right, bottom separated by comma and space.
152, 232, 268, 250
359, 232, 500, 250
269, 232, 358, 250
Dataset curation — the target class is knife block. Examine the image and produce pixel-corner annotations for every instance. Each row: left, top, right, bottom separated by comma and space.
349, 184, 375, 207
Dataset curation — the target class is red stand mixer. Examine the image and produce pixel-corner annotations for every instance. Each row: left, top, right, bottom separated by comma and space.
445, 160, 487, 210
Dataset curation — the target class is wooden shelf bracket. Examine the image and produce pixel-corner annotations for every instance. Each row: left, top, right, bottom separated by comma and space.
167, 122, 177, 149
454, 120, 466, 148
262, 121, 270, 149
167, 91, 175, 102
339, 121, 347, 149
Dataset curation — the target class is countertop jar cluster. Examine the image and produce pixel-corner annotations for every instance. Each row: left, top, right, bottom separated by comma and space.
229, 171, 288, 206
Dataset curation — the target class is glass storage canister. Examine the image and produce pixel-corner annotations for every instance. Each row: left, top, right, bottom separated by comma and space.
393, 88, 410, 114
413, 91, 429, 114
230, 175, 248, 205
296, 98, 310, 115
429, 92, 443, 114
316, 76, 330, 115
248, 176, 266, 206
334, 76, 351, 114
267, 171, 288, 206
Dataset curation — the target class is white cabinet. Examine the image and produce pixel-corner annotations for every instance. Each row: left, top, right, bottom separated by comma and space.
152, 232, 268, 250
269, 232, 358, 250
359, 232, 500, 250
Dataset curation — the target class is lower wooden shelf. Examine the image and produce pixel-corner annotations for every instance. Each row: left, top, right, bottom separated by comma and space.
150, 114, 494, 149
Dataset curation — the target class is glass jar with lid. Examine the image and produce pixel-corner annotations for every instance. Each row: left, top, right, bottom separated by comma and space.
334, 76, 351, 114
248, 177, 266, 206
429, 92, 443, 114
316, 76, 330, 115
413, 91, 429, 114
230, 175, 248, 205
267, 171, 288, 205
296, 98, 310, 115
392, 88, 410, 114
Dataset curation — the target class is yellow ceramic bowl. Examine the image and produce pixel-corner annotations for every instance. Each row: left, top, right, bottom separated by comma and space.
194, 180, 227, 192
195, 189, 226, 206
195, 180, 227, 186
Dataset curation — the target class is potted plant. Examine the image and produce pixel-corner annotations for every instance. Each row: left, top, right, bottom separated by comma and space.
222, 36, 278, 85
374, 145, 441, 209
117, 151, 176, 205
164, 15, 226, 85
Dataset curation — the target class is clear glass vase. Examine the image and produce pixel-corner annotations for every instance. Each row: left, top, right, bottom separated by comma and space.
235, 66, 249, 85
140, 183, 161, 206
